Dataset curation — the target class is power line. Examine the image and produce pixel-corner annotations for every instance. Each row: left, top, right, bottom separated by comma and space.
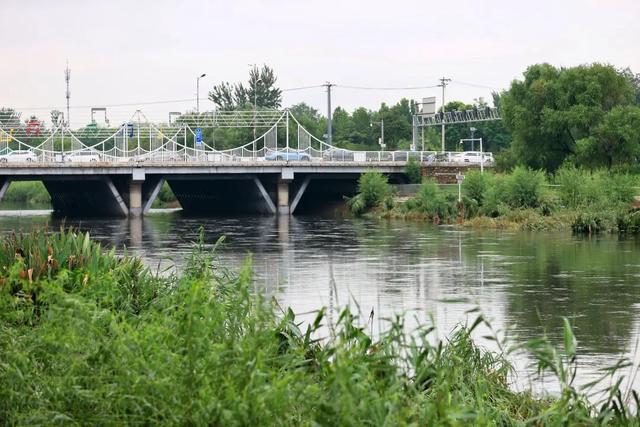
451, 80, 500, 90
281, 84, 325, 92
335, 84, 441, 91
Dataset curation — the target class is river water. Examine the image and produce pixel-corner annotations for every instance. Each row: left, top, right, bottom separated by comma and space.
2, 210, 640, 394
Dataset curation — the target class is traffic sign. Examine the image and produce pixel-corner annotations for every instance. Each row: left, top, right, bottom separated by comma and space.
195, 127, 203, 146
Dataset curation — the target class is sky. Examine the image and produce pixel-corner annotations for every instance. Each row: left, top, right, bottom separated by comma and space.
1, 0, 639, 127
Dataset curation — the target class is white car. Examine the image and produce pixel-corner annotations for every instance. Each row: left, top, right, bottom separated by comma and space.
63, 152, 100, 163
0, 150, 38, 163
452, 151, 494, 164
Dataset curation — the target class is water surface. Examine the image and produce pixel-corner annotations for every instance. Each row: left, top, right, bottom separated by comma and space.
2, 211, 640, 392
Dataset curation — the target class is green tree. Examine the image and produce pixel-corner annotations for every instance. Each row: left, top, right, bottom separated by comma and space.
502, 63, 635, 170
0, 108, 21, 129
208, 65, 282, 110
574, 106, 640, 167
289, 103, 324, 139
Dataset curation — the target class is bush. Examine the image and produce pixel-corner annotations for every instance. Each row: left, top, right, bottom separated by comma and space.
404, 157, 422, 184
502, 166, 546, 209
555, 165, 637, 209
404, 180, 456, 222
347, 171, 392, 215
571, 209, 618, 234
152, 181, 178, 208
462, 170, 493, 206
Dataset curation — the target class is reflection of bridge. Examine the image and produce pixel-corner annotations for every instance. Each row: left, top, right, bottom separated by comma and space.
0, 109, 485, 217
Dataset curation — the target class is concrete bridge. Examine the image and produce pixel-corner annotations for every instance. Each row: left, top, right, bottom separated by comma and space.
0, 161, 424, 217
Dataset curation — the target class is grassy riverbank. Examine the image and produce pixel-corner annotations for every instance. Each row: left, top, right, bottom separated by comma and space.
352, 166, 640, 234
0, 181, 51, 209
1, 229, 640, 424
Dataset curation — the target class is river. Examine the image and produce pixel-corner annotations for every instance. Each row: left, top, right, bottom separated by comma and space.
2, 209, 640, 394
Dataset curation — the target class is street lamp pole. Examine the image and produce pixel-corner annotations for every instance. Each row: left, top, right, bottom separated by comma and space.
470, 127, 477, 151
371, 118, 385, 151
196, 73, 206, 114
253, 76, 263, 152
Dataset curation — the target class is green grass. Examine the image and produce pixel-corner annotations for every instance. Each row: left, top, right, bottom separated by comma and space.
1, 181, 51, 208
1, 229, 640, 424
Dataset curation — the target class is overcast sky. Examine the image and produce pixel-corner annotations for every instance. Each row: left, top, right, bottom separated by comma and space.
2, 0, 639, 126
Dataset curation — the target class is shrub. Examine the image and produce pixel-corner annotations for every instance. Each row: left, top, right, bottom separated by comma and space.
406, 180, 456, 222
347, 171, 391, 215
502, 166, 546, 209
462, 170, 493, 206
480, 176, 509, 217
571, 209, 618, 234
617, 210, 640, 234
555, 165, 638, 209
404, 157, 422, 184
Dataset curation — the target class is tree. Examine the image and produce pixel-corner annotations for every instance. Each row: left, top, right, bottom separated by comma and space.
619, 67, 640, 105
208, 65, 282, 110
574, 106, 640, 168
0, 108, 21, 129
289, 103, 324, 139
501, 63, 635, 170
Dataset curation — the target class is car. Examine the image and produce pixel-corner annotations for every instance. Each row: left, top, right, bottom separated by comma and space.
128, 150, 181, 162
0, 150, 38, 163
265, 150, 311, 161
452, 151, 494, 164
425, 152, 454, 163
63, 152, 100, 163
321, 148, 352, 161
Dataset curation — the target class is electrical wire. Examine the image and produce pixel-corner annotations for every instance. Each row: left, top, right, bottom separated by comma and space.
335, 84, 441, 91
10, 79, 500, 112
451, 80, 500, 90
281, 85, 325, 92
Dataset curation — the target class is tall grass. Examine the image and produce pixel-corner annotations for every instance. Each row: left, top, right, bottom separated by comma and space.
2, 230, 640, 424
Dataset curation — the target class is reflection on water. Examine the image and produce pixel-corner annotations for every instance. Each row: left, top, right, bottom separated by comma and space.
2, 211, 640, 390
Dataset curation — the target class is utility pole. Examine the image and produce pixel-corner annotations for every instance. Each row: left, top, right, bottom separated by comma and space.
324, 82, 334, 146
439, 77, 451, 152
65, 61, 71, 127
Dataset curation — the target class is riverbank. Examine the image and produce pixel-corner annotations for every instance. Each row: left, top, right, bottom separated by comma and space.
1, 229, 639, 424
356, 166, 640, 234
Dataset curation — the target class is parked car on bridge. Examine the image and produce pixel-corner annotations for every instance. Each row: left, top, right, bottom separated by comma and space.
0, 150, 38, 163
321, 148, 353, 161
63, 151, 100, 163
265, 150, 311, 161
451, 151, 494, 164
128, 150, 181, 162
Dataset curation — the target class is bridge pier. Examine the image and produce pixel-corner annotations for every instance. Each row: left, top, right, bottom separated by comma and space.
0, 178, 10, 200
277, 180, 290, 214
129, 181, 142, 217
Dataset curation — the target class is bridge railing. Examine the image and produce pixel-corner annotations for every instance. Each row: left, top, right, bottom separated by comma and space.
0, 146, 495, 166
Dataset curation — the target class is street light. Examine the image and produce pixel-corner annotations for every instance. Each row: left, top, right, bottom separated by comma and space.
253, 76, 263, 152
470, 127, 477, 151
371, 119, 385, 151
196, 73, 206, 114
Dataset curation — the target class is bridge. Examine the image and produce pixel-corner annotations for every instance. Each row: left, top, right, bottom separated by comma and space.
0, 109, 489, 217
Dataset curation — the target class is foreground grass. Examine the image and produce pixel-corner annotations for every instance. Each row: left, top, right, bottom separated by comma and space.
1, 229, 639, 425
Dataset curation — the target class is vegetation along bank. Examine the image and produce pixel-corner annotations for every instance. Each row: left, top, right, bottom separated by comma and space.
349, 166, 640, 234
2, 229, 640, 424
